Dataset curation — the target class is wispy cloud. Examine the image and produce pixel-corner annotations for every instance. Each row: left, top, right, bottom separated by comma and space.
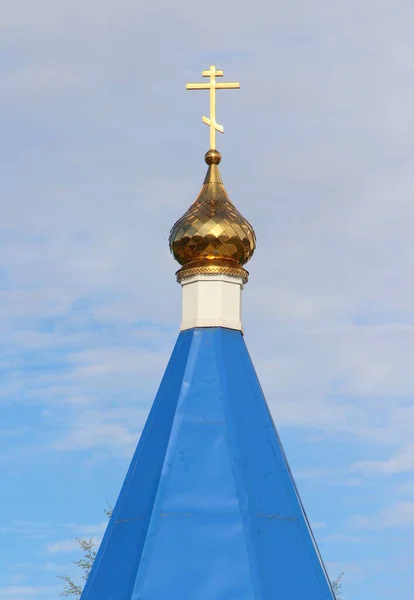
352, 501, 414, 529
0, 586, 58, 600
352, 447, 414, 476
46, 536, 102, 554
45, 539, 81, 554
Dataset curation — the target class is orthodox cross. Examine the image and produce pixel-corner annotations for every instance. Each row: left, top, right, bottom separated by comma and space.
186, 65, 240, 150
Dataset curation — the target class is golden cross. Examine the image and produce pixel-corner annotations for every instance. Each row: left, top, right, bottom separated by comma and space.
186, 65, 240, 150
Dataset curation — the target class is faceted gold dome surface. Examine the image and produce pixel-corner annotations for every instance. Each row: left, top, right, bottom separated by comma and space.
169, 151, 256, 279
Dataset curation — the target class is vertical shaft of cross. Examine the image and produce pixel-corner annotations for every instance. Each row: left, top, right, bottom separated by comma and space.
209, 66, 216, 149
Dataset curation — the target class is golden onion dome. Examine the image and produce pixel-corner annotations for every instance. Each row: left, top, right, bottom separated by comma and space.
169, 150, 256, 283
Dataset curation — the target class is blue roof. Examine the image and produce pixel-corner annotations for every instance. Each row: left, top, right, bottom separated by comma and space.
81, 327, 335, 600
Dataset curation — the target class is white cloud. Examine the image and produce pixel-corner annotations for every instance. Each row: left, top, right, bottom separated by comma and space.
8, 576, 28, 585
73, 521, 108, 536
399, 480, 414, 495
321, 533, 366, 544
352, 447, 414, 476
0, 586, 58, 600
352, 501, 414, 529
46, 536, 101, 554
3, 519, 107, 542
45, 539, 80, 554
1, 520, 54, 540
310, 521, 326, 530
53, 409, 139, 453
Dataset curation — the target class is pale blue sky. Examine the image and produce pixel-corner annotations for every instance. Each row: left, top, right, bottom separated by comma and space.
1, 1, 414, 598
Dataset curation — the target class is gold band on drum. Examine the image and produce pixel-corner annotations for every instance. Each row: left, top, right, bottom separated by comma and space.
176, 265, 249, 284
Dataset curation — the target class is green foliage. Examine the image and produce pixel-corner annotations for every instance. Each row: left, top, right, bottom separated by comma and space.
58, 537, 97, 598
332, 572, 344, 598
57, 573, 82, 598
58, 506, 112, 598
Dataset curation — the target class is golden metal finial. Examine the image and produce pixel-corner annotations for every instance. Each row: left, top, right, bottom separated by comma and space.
186, 65, 240, 150
169, 66, 254, 283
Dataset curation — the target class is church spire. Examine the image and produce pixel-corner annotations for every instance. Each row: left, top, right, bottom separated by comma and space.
79, 65, 337, 600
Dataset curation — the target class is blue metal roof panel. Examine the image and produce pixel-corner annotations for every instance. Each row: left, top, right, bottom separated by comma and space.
81, 327, 335, 600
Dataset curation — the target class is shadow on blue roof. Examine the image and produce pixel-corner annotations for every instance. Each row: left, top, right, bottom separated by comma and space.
81, 327, 335, 600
